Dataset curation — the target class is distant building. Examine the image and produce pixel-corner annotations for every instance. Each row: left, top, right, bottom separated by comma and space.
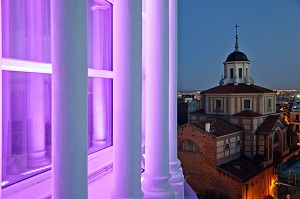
178, 27, 299, 199
290, 100, 300, 133
177, 93, 201, 125
178, 122, 274, 199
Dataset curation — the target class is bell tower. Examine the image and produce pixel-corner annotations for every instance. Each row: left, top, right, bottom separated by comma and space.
219, 24, 255, 86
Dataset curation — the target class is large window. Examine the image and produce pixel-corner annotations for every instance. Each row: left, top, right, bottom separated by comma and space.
1, 0, 113, 187
2, 0, 52, 187
244, 99, 250, 110
268, 98, 271, 108
87, 0, 113, 153
216, 100, 222, 110
239, 68, 242, 78
180, 140, 198, 152
230, 68, 233, 79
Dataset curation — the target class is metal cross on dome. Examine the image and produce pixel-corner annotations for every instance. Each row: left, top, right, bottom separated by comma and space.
235, 24, 239, 51
235, 24, 239, 36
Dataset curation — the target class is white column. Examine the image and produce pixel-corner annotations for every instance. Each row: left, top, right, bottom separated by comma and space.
92, 7, 107, 147
111, 1, 143, 198
51, 0, 88, 198
169, 0, 184, 197
142, 0, 175, 198
26, 0, 48, 168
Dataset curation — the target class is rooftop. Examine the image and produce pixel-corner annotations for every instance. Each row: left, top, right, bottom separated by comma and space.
202, 83, 276, 94
233, 110, 262, 117
218, 156, 263, 182
256, 115, 281, 135
189, 118, 242, 137
225, 50, 249, 62
190, 109, 206, 115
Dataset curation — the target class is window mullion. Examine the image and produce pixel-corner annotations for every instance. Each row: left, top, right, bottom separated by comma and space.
2, 58, 51, 74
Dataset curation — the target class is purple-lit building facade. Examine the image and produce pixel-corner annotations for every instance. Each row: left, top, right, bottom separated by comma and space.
0, 0, 187, 198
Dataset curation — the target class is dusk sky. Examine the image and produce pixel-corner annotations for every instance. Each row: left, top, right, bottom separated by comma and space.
178, 1, 300, 91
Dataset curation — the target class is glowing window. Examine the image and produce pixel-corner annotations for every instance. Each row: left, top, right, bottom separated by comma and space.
2, 0, 52, 187
87, 0, 113, 153
88, 0, 112, 71
1, 0, 113, 187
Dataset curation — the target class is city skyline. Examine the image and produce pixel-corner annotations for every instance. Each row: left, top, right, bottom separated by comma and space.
178, 0, 300, 91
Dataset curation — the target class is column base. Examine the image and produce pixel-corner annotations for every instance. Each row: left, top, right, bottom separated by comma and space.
169, 159, 184, 183
111, 191, 144, 199
142, 173, 176, 199
27, 150, 49, 169
170, 180, 184, 199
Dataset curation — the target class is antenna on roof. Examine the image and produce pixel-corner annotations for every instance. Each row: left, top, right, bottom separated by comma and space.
235, 24, 239, 51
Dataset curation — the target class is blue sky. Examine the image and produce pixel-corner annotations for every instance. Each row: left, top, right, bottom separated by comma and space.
178, 0, 300, 91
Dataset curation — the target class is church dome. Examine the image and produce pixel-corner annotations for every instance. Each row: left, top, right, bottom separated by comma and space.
225, 50, 249, 62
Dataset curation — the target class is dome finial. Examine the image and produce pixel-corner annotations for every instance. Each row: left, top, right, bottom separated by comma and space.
235, 24, 239, 51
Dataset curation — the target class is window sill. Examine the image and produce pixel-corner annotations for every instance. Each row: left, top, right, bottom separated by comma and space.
2, 147, 114, 199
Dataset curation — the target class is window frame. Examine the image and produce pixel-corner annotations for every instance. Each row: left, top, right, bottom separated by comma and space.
180, 139, 198, 153
1, 0, 114, 191
239, 68, 242, 78
215, 99, 222, 112
230, 68, 233, 79
224, 143, 230, 151
243, 99, 251, 110
267, 98, 272, 108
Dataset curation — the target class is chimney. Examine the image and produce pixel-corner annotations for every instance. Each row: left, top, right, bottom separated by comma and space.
205, 123, 210, 132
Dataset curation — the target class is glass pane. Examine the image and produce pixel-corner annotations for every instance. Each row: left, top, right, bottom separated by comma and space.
2, 71, 52, 188
88, 77, 112, 154
88, 0, 112, 70
2, 0, 51, 62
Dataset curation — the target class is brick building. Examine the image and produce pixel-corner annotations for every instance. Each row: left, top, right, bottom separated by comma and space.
178, 122, 275, 199
178, 27, 299, 199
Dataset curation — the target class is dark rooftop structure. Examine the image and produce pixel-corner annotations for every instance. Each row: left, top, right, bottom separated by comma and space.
189, 118, 242, 137
225, 51, 249, 62
256, 115, 281, 135
190, 109, 206, 115
218, 157, 264, 182
233, 110, 262, 118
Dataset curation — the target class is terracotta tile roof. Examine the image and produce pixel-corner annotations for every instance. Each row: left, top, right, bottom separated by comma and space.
218, 157, 264, 182
256, 115, 280, 135
233, 110, 262, 117
201, 83, 276, 94
190, 118, 242, 137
